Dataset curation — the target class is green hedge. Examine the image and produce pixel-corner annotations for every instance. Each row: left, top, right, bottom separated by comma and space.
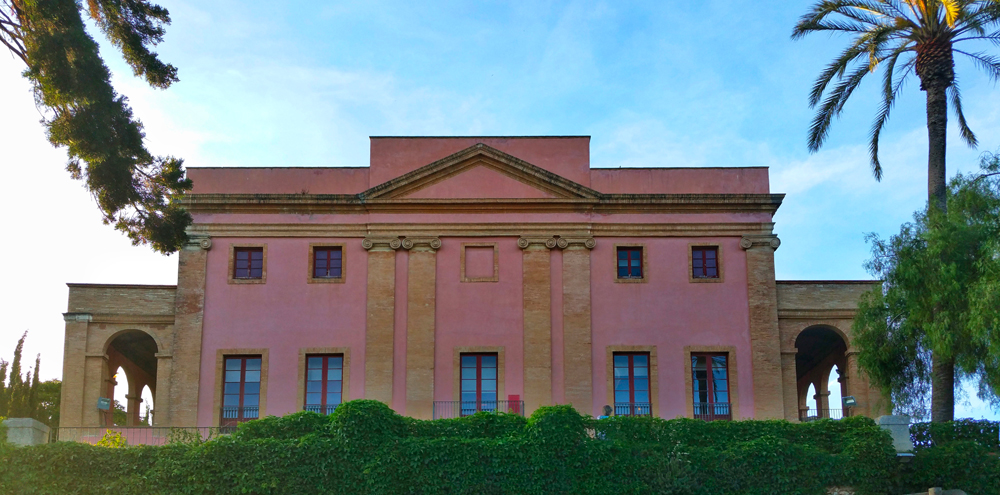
910, 419, 1000, 452
0, 400, 986, 495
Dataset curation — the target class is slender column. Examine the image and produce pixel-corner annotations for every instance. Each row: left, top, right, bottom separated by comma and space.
519, 236, 556, 414
126, 394, 143, 426
167, 234, 212, 426
560, 237, 596, 415
153, 353, 172, 426
363, 237, 402, 405
404, 237, 441, 419
780, 350, 799, 421
60, 313, 91, 428
740, 234, 785, 419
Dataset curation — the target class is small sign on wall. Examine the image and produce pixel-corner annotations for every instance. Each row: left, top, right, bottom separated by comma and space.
97, 397, 111, 411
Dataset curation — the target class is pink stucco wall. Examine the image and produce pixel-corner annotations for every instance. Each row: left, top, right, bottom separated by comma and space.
197, 238, 368, 426
590, 237, 754, 418
188, 167, 369, 194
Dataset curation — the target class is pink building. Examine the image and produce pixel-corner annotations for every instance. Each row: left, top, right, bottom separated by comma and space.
60, 136, 881, 433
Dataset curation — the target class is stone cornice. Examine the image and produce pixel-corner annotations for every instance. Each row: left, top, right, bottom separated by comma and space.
63, 312, 93, 323
187, 222, 775, 239
181, 193, 784, 215
740, 234, 781, 250
776, 309, 859, 320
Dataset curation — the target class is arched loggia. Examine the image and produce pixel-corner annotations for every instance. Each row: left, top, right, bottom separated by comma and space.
795, 325, 848, 421
104, 330, 158, 426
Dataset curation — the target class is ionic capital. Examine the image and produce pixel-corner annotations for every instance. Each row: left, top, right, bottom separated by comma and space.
186, 233, 212, 251
401, 236, 442, 252
740, 234, 780, 251
518, 236, 558, 250
559, 237, 596, 250
362, 237, 403, 251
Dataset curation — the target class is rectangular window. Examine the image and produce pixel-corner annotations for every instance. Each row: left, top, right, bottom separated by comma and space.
613, 353, 651, 416
692, 353, 731, 421
692, 246, 719, 279
221, 356, 262, 426
617, 247, 643, 279
304, 354, 343, 415
460, 353, 498, 416
234, 248, 264, 279
313, 247, 343, 279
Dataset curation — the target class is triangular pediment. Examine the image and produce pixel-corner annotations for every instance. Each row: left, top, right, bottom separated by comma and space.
361, 144, 601, 200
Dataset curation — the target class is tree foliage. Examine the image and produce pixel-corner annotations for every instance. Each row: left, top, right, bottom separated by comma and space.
853, 153, 1000, 419
0, 332, 60, 427
1, 0, 191, 253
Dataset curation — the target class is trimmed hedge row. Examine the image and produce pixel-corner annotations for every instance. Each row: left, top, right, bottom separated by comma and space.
910, 418, 1000, 452
0, 401, 993, 494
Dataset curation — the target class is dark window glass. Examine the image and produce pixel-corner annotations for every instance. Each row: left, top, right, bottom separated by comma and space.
613, 352, 651, 416
460, 353, 498, 416
313, 247, 343, 278
692, 247, 719, 279
234, 248, 264, 279
617, 247, 643, 279
304, 355, 343, 414
221, 356, 262, 426
692, 353, 731, 421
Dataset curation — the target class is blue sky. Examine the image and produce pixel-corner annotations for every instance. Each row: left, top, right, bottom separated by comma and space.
1, 0, 997, 418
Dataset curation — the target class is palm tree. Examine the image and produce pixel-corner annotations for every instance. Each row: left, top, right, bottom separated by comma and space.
793, 0, 1000, 422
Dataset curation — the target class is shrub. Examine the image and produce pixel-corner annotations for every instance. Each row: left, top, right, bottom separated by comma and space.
899, 440, 1000, 495
910, 419, 1000, 452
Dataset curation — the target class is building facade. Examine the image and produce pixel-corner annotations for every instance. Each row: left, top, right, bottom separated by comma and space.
59, 136, 883, 430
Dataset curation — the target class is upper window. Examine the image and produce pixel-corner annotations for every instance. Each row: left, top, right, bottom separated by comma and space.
691, 353, 731, 421
221, 356, 261, 427
304, 354, 343, 415
460, 353, 498, 416
313, 247, 343, 279
691, 246, 719, 279
616, 247, 643, 279
613, 353, 651, 416
234, 247, 264, 279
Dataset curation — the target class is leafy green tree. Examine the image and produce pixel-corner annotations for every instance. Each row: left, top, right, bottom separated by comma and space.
793, 0, 1000, 422
35, 379, 61, 428
853, 153, 1000, 419
0, 332, 40, 419
1, 0, 191, 253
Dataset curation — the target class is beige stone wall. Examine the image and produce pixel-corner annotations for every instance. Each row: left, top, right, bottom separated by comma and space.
364, 237, 401, 405
742, 235, 785, 420
405, 238, 440, 419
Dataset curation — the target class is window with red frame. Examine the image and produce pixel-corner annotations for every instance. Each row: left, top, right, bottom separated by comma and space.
313, 247, 343, 279
460, 353, 497, 416
221, 356, 261, 426
233, 247, 264, 279
304, 354, 343, 415
691, 246, 719, 279
691, 353, 731, 420
617, 247, 643, 279
613, 353, 651, 416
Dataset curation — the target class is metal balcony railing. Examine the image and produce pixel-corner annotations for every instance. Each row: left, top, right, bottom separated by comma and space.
693, 402, 731, 421
614, 403, 652, 417
432, 400, 525, 419
799, 408, 845, 421
220, 406, 259, 431
304, 404, 339, 415
50, 426, 224, 446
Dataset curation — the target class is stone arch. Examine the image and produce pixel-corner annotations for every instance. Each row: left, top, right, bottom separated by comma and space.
103, 330, 158, 426
795, 325, 848, 421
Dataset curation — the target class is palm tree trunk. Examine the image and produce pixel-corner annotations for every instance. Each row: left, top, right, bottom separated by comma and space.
925, 80, 954, 423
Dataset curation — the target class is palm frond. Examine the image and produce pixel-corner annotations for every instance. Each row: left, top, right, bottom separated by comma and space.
952, 29, 1000, 43
941, 0, 962, 27
948, 77, 978, 148
809, 63, 873, 152
808, 25, 903, 106
954, 49, 1000, 80
869, 52, 914, 180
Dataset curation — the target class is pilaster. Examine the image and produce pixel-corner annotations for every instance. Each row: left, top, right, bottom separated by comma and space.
403, 237, 441, 419
780, 350, 799, 421
560, 237, 596, 414
741, 234, 785, 419
364, 237, 402, 405
518, 236, 556, 413
153, 352, 172, 426
167, 234, 211, 426
60, 313, 91, 427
